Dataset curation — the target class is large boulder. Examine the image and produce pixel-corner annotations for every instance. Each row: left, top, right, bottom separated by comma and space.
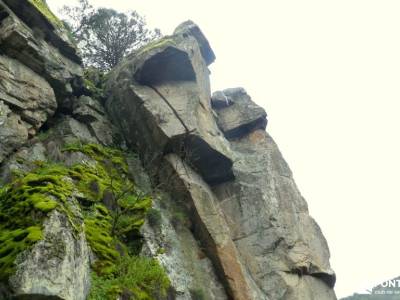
212, 88, 267, 139
106, 22, 233, 185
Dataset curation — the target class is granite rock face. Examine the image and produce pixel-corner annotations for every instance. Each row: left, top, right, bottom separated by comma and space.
162, 154, 252, 300
0, 1, 336, 299
0, 54, 56, 161
212, 88, 267, 139
106, 20, 336, 300
106, 21, 234, 185
212, 89, 336, 299
213, 129, 336, 299
10, 210, 91, 300
0, 0, 83, 163
0, 0, 83, 101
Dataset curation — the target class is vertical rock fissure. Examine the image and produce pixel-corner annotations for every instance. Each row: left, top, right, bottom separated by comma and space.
148, 84, 190, 133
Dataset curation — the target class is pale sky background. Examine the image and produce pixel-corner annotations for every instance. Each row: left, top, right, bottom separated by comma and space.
48, 0, 400, 298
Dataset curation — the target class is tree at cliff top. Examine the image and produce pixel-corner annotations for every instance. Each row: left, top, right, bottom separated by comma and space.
61, 0, 161, 71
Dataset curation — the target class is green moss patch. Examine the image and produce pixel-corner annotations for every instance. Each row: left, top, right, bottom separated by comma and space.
0, 226, 42, 281
83, 68, 106, 100
0, 163, 74, 281
63, 143, 168, 298
89, 256, 170, 300
0, 142, 170, 297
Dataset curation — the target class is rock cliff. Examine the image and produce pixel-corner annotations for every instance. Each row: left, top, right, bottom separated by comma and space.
0, 2, 336, 299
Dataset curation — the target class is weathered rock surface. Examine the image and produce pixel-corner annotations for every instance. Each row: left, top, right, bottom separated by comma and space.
0, 55, 56, 128
0, 1, 336, 298
162, 154, 252, 300
0, 0, 83, 164
10, 210, 91, 300
133, 153, 227, 299
106, 20, 336, 300
0, 0, 82, 103
0, 54, 56, 160
106, 21, 234, 185
213, 129, 336, 299
211, 90, 336, 299
0, 0, 83, 101
72, 95, 116, 145
0, 100, 29, 162
174, 20, 216, 66
212, 88, 267, 139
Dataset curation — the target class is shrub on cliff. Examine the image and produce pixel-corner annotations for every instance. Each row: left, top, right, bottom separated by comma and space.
61, 0, 161, 71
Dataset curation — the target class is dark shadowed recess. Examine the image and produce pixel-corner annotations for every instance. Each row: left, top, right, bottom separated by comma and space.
134, 46, 196, 85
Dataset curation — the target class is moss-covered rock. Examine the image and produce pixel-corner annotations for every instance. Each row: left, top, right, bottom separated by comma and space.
88, 256, 170, 300
0, 164, 74, 281
0, 141, 169, 299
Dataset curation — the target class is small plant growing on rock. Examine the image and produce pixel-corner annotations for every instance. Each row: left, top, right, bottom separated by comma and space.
89, 256, 170, 300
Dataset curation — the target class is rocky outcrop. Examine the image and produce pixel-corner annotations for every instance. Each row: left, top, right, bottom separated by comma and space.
0, 54, 56, 161
212, 88, 267, 139
0, 2, 336, 299
0, 0, 83, 101
213, 129, 336, 299
212, 88, 336, 299
0, 0, 83, 163
162, 154, 252, 299
106, 21, 234, 185
106, 20, 336, 300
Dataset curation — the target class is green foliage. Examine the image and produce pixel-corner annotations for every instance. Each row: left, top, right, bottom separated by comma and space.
83, 67, 106, 100
63, 143, 152, 272
29, 0, 64, 29
63, 142, 128, 173
36, 128, 53, 141
89, 256, 170, 300
61, 1, 161, 70
156, 247, 166, 255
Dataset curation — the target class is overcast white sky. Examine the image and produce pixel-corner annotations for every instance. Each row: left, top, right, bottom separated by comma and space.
48, 0, 400, 297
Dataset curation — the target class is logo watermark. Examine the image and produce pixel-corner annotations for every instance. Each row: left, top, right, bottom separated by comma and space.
371, 279, 400, 295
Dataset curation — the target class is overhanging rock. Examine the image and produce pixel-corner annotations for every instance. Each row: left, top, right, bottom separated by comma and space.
106, 22, 234, 185
212, 88, 267, 139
